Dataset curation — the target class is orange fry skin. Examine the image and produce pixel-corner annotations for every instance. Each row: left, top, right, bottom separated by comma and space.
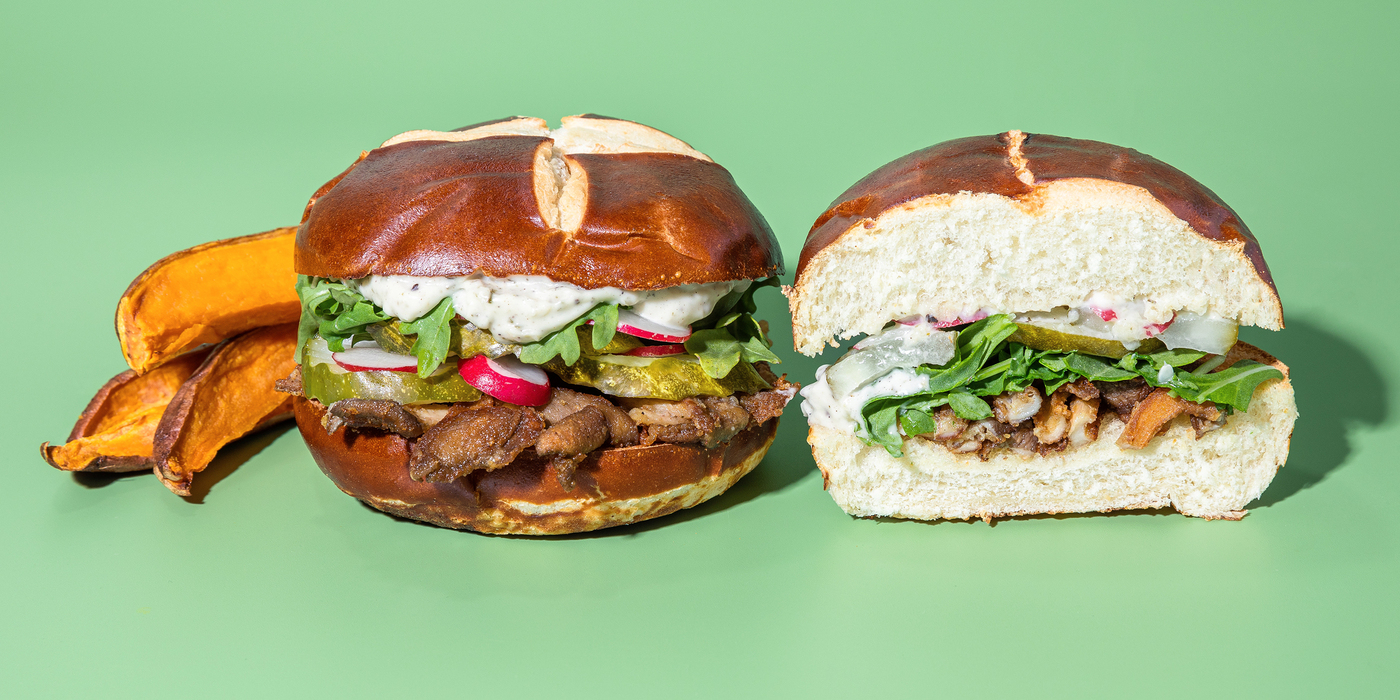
116, 227, 299, 374
153, 324, 299, 496
41, 349, 212, 473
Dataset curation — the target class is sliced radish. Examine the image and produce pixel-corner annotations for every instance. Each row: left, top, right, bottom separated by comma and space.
1091, 307, 1117, 322
1143, 314, 1176, 338
929, 311, 988, 329
332, 342, 418, 373
895, 315, 923, 326
615, 309, 691, 342
459, 354, 551, 406
623, 344, 688, 357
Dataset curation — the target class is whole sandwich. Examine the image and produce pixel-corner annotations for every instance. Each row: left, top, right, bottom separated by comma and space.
787, 130, 1296, 521
279, 114, 796, 535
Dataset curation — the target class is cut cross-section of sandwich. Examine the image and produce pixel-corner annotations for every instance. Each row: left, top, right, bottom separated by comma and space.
787, 131, 1296, 522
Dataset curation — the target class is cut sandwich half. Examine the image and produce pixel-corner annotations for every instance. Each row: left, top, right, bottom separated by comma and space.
787, 131, 1297, 521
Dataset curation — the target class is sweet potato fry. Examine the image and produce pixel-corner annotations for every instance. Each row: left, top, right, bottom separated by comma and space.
117, 227, 300, 374
153, 323, 299, 496
1117, 388, 1188, 449
41, 349, 212, 472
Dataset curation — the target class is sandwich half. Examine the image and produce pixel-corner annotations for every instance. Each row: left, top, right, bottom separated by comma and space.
787, 131, 1296, 521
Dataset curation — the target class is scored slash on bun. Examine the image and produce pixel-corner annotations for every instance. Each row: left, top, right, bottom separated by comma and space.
786, 131, 1282, 356
296, 114, 782, 289
294, 398, 778, 535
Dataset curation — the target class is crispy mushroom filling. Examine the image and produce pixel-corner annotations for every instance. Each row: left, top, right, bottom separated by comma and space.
281, 365, 797, 489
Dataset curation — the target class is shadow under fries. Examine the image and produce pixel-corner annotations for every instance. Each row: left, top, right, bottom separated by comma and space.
180, 422, 296, 504
69, 422, 296, 502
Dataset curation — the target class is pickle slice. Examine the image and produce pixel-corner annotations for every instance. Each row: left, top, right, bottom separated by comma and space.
454, 326, 520, 359
366, 322, 416, 355
1010, 323, 1164, 359
303, 360, 482, 405
543, 354, 770, 400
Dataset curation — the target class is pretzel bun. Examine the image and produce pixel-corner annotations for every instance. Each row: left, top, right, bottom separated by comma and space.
289, 115, 787, 534
296, 114, 782, 288
294, 398, 777, 535
787, 131, 1282, 356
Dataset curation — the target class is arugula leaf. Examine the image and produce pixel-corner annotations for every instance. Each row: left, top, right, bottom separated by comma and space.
1178, 359, 1282, 412
920, 315, 1019, 393
1060, 353, 1138, 381
899, 408, 939, 439
517, 304, 619, 366
681, 277, 782, 378
590, 304, 619, 351
295, 276, 391, 359
946, 390, 993, 420
400, 297, 455, 377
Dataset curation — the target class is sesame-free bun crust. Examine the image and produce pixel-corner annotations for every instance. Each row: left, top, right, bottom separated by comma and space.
809, 343, 1296, 521
788, 131, 1282, 355
296, 115, 782, 289
293, 398, 778, 535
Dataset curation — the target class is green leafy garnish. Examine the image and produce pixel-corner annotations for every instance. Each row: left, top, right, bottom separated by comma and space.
518, 304, 619, 366
295, 276, 391, 360
683, 277, 782, 378
400, 297, 455, 378
848, 314, 1284, 457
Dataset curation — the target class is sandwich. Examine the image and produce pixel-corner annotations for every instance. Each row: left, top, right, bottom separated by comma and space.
278, 114, 796, 535
786, 130, 1296, 521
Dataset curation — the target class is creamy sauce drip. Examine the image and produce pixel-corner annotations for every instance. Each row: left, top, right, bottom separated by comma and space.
351, 274, 750, 344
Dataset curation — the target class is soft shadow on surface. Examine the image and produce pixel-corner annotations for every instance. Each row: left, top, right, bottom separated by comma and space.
180, 423, 296, 504
71, 469, 149, 489
864, 508, 1175, 528
1240, 318, 1389, 507
68, 423, 296, 499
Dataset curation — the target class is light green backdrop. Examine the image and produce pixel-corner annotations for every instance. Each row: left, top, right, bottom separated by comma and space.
4, 1, 1397, 697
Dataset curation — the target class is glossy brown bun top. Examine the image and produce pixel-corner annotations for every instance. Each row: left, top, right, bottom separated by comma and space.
796, 131, 1275, 295
296, 115, 782, 289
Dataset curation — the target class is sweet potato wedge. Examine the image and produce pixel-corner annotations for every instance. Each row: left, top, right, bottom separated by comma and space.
41, 349, 212, 472
153, 323, 299, 496
117, 227, 300, 374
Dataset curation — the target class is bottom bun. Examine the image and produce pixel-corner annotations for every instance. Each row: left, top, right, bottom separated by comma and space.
293, 398, 777, 535
809, 342, 1297, 521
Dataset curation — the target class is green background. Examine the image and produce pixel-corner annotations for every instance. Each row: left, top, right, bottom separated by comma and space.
4, 1, 1397, 696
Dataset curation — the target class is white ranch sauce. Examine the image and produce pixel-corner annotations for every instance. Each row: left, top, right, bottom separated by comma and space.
351, 274, 750, 344
800, 364, 930, 433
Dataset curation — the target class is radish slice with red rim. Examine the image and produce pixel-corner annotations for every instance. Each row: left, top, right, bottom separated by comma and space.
332, 343, 418, 373
929, 311, 988, 329
1143, 314, 1176, 337
615, 309, 691, 342
458, 354, 552, 406
622, 344, 688, 357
